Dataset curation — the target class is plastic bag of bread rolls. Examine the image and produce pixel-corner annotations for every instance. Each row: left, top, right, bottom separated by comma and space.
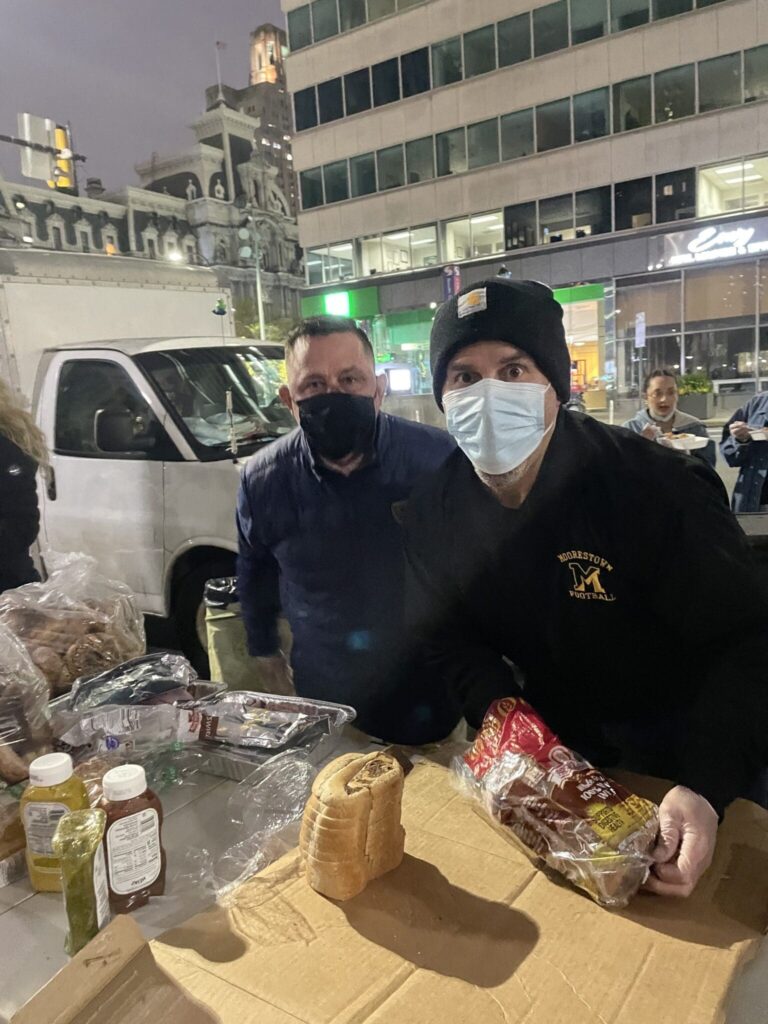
454, 698, 659, 909
0, 551, 145, 696
0, 623, 53, 785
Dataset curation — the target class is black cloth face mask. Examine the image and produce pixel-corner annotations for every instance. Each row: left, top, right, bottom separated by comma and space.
298, 392, 377, 462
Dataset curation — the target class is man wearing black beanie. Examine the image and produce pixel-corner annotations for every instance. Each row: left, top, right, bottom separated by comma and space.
404, 275, 768, 900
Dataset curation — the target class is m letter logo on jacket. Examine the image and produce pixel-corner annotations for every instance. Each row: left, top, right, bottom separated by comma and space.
558, 550, 616, 603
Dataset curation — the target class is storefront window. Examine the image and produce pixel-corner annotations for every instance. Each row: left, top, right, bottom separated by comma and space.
570, 0, 608, 43
697, 157, 768, 216
317, 78, 344, 124
443, 217, 471, 261
344, 68, 371, 115
744, 45, 768, 103
575, 186, 612, 236
498, 13, 531, 67
323, 160, 349, 204
409, 224, 438, 267
698, 53, 742, 113
573, 88, 609, 142
372, 58, 400, 106
611, 0, 649, 30
368, 0, 396, 18
467, 118, 500, 169
405, 136, 434, 183
436, 127, 467, 176
613, 76, 651, 132
359, 234, 383, 275
654, 64, 695, 122
376, 145, 405, 190
655, 169, 695, 222
614, 177, 652, 229
431, 37, 462, 87
306, 246, 325, 285
615, 274, 682, 392
470, 211, 504, 255
350, 152, 377, 196
311, 0, 339, 41
652, 0, 691, 17
536, 98, 572, 152
294, 87, 318, 132
533, 0, 569, 56
300, 168, 324, 210
288, 6, 312, 50
401, 48, 430, 97
539, 193, 574, 244
327, 241, 355, 281
381, 229, 412, 273
339, 0, 366, 31
464, 25, 496, 79
685, 265, 756, 380
504, 202, 537, 249
501, 108, 534, 160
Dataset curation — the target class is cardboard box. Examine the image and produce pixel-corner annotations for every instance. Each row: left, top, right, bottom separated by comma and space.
15, 763, 768, 1024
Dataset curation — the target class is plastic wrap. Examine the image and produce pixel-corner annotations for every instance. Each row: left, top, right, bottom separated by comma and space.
0, 623, 52, 785
67, 654, 198, 710
455, 697, 659, 909
52, 809, 111, 954
0, 553, 145, 696
0, 790, 25, 887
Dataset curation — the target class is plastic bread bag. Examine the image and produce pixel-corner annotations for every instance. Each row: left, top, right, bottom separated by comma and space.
0, 623, 52, 785
52, 809, 111, 954
454, 697, 659, 909
0, 552, 145, 696
51, 702, 204, 758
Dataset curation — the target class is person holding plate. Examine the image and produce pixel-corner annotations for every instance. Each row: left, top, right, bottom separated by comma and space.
720, 392, 768, 512
622, 368, 715, 469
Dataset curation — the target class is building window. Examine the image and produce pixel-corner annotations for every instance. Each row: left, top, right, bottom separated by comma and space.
610, 0, 649, 31
504, 202, 537, 249
614, 176, 652, 230
300, 167, 324, 209
463, 25, 496, 79
573, 87, 609, 141
317, 78, 344, 123
294, 87, 318, 131
745, 45, 768, 103
339, 0, 366, 31
539, 193, 574, 244
654, 64, 695, 122
350, 152, 377, 196
311, 0, 339, 42
533, 0, 569, 57
698, 53, 742, 113
613, 75, 652, 132
344, 69, 371, 115
146, 237, 157, 259
376, 145, 405, 190
570, 0, 608, 44
52, 226, 63, 250
323, 160, 349, 203
307, 246, 326, 285
287, 6, 312, 50
327, 241, 354, 281
372, 57, 400, 106
359, 234, 383, 274
652, 0, 692, 18
405, 136, 435, 183
186, 245, 196, 264
575, 186, 612, 236
431, 37, 462, 87
80, 230, 90, 252
436, 127, 467, 176
470, 211, 504, 256
381, 229, 412, 272
368, 0, 396, 19
697, 156, 768, 216
443, 217, 471, 261
655, 168, 696, 222
409, 224, 438, 268
501, 108, 534, 160
497, 13, 531, 67
536, 98, 571, 152
467, 118, 499, 169
104, 233, 117, 255
401, 48, 430, 97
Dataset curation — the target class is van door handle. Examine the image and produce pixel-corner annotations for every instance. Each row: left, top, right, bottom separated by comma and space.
46, 467, 57, 501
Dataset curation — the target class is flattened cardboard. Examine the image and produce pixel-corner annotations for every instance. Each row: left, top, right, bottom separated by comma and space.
15, 763, 768, 1024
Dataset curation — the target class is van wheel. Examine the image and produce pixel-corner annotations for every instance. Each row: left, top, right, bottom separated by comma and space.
175, 559, 234, 676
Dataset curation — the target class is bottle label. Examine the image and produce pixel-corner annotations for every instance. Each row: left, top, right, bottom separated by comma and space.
92, 845, 111, 929
23, 802, 69, 856
106, 809, 162, 895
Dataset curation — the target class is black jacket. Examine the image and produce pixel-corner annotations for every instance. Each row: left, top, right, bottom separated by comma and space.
0, 434, 41, 593
404, 409, 768, 815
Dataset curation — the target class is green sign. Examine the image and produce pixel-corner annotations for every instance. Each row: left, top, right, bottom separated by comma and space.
301, 286, 380, 320
553, 283, 605, 305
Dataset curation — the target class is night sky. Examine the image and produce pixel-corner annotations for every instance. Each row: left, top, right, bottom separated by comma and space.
0, 0, 284, 191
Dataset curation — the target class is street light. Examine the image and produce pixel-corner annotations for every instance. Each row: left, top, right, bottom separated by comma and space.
166, 249, 183, 263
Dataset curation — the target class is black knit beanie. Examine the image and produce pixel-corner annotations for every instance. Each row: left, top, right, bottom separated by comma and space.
430, 278, 571, 408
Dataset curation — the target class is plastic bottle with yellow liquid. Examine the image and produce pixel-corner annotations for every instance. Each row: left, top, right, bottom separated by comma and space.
20, 753, 90, 892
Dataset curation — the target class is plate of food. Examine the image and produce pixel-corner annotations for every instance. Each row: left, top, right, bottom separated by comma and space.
748, 426, 768, 441
663, 432, 709, 451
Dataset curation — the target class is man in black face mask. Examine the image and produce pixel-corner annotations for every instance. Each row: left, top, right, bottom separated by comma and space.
235, 316, 457, 742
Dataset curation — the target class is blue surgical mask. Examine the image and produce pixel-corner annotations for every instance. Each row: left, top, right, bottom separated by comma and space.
443, 378, 553, 475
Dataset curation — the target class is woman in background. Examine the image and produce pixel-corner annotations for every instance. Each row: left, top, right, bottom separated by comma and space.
0, 378, 47, 593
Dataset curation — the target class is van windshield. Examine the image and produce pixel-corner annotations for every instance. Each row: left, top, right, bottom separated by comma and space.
136, 345, 295, 452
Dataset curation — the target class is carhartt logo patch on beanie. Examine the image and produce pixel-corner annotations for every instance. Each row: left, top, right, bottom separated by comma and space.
430, 278, 571, 408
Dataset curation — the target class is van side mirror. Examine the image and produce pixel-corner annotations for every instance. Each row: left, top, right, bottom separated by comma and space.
94, 408, 154, 454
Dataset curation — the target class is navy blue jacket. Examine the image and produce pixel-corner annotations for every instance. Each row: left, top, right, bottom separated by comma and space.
720, 392, 768, 512
0, 435, 41, 593
236, 413, 458, 743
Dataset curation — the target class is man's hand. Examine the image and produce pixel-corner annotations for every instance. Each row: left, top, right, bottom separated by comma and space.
644, 785, 718, 898
641, 423, 661, 441
729, 420, 752, 443
253, 651, 294, 696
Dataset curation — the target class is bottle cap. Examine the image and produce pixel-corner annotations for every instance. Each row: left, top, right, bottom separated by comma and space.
29, 752, 74, 788
103, 765, 147, 802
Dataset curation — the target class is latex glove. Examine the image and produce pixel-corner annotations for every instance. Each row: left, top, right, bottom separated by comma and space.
253, 651, 295, 696
729, 421, 752, 443
644, 785, 718, 897
641, 423, 662, 441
